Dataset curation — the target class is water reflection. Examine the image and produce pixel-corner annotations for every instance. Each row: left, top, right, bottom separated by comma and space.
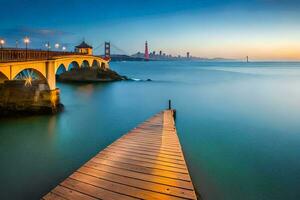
76, 84, 95, 97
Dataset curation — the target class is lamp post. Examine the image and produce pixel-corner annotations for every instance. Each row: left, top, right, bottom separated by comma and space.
0, 39, 5, 48
45, 42, 51, 59
24, 37, 30, 60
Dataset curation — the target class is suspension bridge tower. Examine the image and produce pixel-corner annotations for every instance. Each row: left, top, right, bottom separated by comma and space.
105, 42, 111, 58
144, 41, 149, 61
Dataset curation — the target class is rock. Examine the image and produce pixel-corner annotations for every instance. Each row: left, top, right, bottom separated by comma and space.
57, 68, 126, 82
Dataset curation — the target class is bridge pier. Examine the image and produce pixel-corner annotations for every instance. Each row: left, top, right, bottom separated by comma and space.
45, 60, 56, 90
0, 80, 63, 116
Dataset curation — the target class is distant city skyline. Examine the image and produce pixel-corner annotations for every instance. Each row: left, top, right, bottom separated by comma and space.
1, 0, 300, 61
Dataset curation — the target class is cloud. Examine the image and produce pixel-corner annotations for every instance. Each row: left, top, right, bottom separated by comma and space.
0, 26, 72, 39
0, 26, 76, 48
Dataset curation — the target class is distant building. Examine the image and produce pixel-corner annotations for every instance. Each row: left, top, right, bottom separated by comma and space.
187, 52, 190, 59
159, 51, 162, 56
144, 41, 149, 60
75, 41, 93, 55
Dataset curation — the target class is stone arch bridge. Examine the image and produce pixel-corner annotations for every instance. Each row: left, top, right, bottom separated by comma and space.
0, 55, 110, 90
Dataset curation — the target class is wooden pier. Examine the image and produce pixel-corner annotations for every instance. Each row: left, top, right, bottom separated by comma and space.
43, 110, 197, 200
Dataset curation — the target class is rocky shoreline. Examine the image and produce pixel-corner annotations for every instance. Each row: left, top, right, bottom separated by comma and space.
0, 104, 64, 118
57, 68, 129, 83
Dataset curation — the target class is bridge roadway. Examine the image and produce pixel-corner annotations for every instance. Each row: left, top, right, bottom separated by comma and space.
42, 110, 198, 200
0, 54, 109, 90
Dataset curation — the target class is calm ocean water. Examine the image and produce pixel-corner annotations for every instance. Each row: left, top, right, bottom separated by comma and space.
1, 61, 300, 200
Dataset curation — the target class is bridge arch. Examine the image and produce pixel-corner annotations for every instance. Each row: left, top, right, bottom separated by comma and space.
81, 60, 90, 68
11, 64, 47, 82
14, 68, 47, 80
68, 61, 80, 71
13, 68, 50, 89
101, 62, 106, 69
56, 64, 67, 75
92, 60, 100, 68
0, 71, 9, 83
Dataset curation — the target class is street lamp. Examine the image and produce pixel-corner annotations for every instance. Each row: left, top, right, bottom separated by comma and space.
24, 37, 30, 48
0, 39, 5, 48
55, 43, 60, 49
62, 46, 66, 52
24, 37, 30, 59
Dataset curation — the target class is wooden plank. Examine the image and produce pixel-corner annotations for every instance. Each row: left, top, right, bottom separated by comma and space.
42, 192, 67, 200
77, 167, 195, 199
95, 151, 187, 169
51, 185, 98, 200
42, 110, 197, 200
105, 145, 185, 160
88, 158, 190, 180
94, 152, 188, 173
101, 148, 187, 165
117, 140, 182, 151
107, 145, 183, 158
84, 162, 194, 190
111, 141, 182, 153
70, 172, 185, 200
61, 178, 137, 200
116, 139, 181, 149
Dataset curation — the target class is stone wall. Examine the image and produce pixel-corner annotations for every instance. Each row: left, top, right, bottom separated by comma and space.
0, 80, 63, 116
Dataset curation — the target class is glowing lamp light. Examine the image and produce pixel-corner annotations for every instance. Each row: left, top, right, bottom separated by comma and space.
62, 46, 66, 51
45, 43, 51, 49
55, 43, 60, 49
0, 39, 5, 48
24, 77, 33, 87
24, 37, 30, 44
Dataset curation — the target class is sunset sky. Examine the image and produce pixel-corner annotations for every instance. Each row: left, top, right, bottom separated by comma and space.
1, 0, 300, 60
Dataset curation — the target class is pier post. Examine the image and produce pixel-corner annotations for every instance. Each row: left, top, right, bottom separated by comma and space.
168, 100, 176, 120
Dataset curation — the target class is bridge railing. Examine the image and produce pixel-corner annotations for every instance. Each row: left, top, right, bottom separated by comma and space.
0, 48, 84, 62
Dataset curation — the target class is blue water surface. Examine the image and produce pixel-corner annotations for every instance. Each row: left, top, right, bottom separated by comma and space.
1, 61, 300, 200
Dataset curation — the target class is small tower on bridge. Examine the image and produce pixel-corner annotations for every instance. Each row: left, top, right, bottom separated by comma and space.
75, 41, 93, 55
105, 42, 110, 58
144, 41, 149, 61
